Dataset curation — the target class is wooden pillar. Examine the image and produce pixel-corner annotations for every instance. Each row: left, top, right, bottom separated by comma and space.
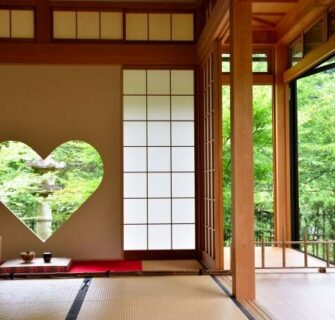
230, 0, 255, 300
36, 0, 51, 43
274, 44, 291, 242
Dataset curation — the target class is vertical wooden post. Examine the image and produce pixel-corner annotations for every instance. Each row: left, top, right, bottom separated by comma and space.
274, 44, 291, 243
213, 41, 224, 271
304, 231, 308, 268
326, 240, 330, 268
261, 237, 265, 268
36, 0, 50, 43
282, 227, 286, 268
230, 0, 255, 300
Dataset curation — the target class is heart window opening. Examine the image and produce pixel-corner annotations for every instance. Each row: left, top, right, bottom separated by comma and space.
0, 140, 104, 242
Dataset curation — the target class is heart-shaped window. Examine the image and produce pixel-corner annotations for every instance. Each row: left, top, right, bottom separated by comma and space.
0, 141, 103, 242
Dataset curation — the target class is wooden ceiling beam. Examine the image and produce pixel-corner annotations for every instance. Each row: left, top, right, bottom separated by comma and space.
252, 16, 277, 27
276, 0, 335, 44
252, 0, 297, 3
253, 12, 286, 16
197, 0, 229, 62
0, 43, 197, 65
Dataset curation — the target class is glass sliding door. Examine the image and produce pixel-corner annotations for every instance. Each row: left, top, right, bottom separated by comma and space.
292, 56, 335, 259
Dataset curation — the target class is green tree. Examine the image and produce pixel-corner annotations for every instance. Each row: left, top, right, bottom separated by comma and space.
222, 85, 274, 244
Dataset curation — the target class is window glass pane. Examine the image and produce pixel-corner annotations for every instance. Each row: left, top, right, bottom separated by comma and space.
147, 70, 170, 94
148, 199, 171, 223
252, 53, 268, 72
172, 199, 195, 223
172, 224, 195, 249
147, 96, 170, 120
171, 70, 194, 95
171, 96, 194, 120
172, 122, 194, 146
222, 53, 230, 72
172, 147, 194, 171
222, 53, 269, 72
123, 70, 146, 94
124, 147, 146, 172
290, 37, 303, 67
124, 122, 146, 146
148, 122, 170, 146
148, 147, 170, 172
124, 173, 147, 198
124, 225, 147, 250
148, 173, 171, 197
304, 19, 324, 55
148, 225, 171, 249
124, 199, 147, 224
296, 63, 335, 259
172, 173, 194, 197
124, 96, 146, 120
315, 55, 335, 69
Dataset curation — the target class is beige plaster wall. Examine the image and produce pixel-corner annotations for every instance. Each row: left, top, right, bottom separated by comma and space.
0, 65, 123, 261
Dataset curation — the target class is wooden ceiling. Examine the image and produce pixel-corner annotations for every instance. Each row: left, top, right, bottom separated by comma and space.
214, 0, 335, 45
251, 0, 299, 31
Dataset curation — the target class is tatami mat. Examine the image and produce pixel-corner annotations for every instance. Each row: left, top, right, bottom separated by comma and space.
0, 279, 82, 320
142, 259, 202, 271
78, 276, 247, 320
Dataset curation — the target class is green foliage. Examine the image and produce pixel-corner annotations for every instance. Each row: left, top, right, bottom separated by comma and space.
0, 141, 103, 236
222, 85, 274, 245
297, 68, 335, 254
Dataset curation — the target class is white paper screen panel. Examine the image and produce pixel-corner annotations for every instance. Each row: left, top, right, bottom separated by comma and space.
123, 69, 195, 251
148, 147, 170, 172
124, 199, 147, 224
101, 12, 123, 40
53, 11, 76, 39
124, 147, 146, 172
172, 13, 194, 41
0, 10, 10, 38
52, 10, 193, 41
77, 12, 100, 39
124, 225, 147, 250
148, 199, 171, 223
149, 13, 171, 41
147, 96, 170, 120
53, 10, 123, 40
0, 10, 34, 39
126, 13, 148, 40
149, 225, 171, 249
11, 10, 34, 38
124, 96, 146, 120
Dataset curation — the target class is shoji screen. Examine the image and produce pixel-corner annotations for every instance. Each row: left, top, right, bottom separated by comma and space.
200, 43, 223, 269
123, 69, 195, 251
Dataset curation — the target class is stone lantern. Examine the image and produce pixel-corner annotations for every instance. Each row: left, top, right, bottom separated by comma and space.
27, 158, 66, 241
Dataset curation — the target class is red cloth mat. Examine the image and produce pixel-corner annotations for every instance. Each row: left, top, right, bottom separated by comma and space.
69, 260, 142, 273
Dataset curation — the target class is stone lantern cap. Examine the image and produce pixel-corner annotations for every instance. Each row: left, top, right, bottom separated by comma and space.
27, 158, 66, 170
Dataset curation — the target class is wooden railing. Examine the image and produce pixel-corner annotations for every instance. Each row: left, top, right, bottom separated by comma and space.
255, 231, 335, 269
